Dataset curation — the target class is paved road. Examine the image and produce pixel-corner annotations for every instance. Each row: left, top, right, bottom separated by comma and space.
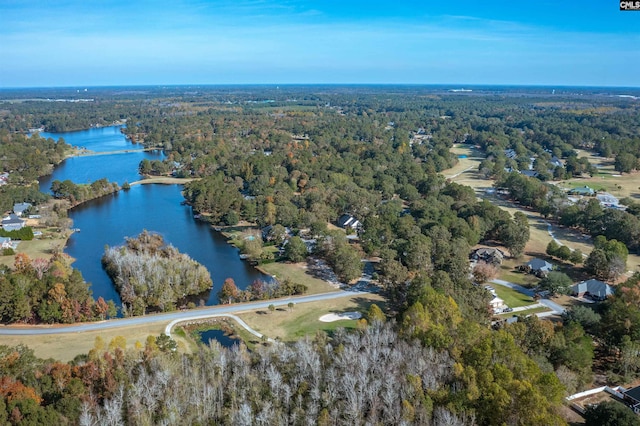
0, 289, 370, 336
491, 278, 566, 315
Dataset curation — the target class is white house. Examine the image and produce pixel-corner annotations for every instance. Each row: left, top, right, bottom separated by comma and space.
337, 214, 362, 231
0, 237, 11, 249
489, 296, 506, 313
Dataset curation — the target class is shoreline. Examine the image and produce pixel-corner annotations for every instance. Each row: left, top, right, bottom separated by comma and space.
129, 176, 198, 186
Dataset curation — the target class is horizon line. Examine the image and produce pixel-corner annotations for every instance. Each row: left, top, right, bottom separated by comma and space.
1, 83, 640, 90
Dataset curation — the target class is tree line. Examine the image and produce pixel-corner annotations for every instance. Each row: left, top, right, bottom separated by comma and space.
217, 277, 307, 304
50, 178, 120, 205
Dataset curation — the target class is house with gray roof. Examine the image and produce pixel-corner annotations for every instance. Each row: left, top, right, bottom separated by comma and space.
550, 156, 564, 168
470, 247, 505, 265
520, 170, 539, 178
1, 214, 25, 231
337, 214, 362, 231
520, 258, 554, 277
13, 202, 32, 216
571, 279, 613, 301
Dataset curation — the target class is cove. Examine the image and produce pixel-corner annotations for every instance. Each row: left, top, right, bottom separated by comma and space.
35, 126, 270, 306
38, 125, 163, 190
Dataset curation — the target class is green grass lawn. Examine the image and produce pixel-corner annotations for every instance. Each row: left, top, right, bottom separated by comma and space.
499, 269, 539, 288
258, 261, 337, 295
280, 308, 358, 340
494, 285, 536, 308
240, 306, 357, 341
0, 233, 69, 267
237, 295, 385, 342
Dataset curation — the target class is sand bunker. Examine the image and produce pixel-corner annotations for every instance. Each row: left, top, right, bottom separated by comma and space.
319, 312, 362, 322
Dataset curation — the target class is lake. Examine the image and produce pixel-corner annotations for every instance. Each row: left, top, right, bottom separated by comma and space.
37, 126, 270, 305
38, 125, 163, 190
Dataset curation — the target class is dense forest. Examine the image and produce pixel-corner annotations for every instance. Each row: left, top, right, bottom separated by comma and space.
0, 131, 70, 183
2, 86, 640, 424
0, 317, 570, 425
102, 231, 213, 315
0, 253, 116, 324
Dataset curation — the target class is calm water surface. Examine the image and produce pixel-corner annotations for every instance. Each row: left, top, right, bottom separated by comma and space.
38, 127, 269, 305
199, 329, 240, 348
39, 125, 133, 152
38, 125, 162, 190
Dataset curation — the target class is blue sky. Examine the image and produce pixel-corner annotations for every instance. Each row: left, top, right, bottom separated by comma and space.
1, 0, 638, 87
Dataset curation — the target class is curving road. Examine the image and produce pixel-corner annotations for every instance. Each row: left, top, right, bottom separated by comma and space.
164, 313, 273, 342
0, 289, 371, 336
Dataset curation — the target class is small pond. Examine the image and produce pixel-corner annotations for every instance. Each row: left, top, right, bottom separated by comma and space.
199, 329, 240, 348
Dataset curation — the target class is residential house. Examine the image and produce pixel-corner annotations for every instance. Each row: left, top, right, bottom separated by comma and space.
13, 202, 32, 217
261, 225, 293, 242
0, 237, 11, 249
571, 279, 613, 301
623, 387, 640, 414
301, 238, 316, 253
489, 296, 506, 314
596, 192, 619, 208
520, 170, 539, 178
504, 149, 517, 159
1, 214, 25, 231
337, 214, 362, 231
550, 156, 564, 168
568, 186, 595, 196
470, 247, 505, 266
520, 258, 554, 277
493, 315, 519, 329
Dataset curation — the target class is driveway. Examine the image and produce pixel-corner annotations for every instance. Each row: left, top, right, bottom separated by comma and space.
491, 278, 566, 315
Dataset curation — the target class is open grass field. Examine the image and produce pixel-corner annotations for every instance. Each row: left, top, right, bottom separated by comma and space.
0, 322, 171, 362
498, 262, 539, 287
444, 144, 484, 179
236, 293, 386, 342
0, 232, 69, 268
258, 261, 338, 295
